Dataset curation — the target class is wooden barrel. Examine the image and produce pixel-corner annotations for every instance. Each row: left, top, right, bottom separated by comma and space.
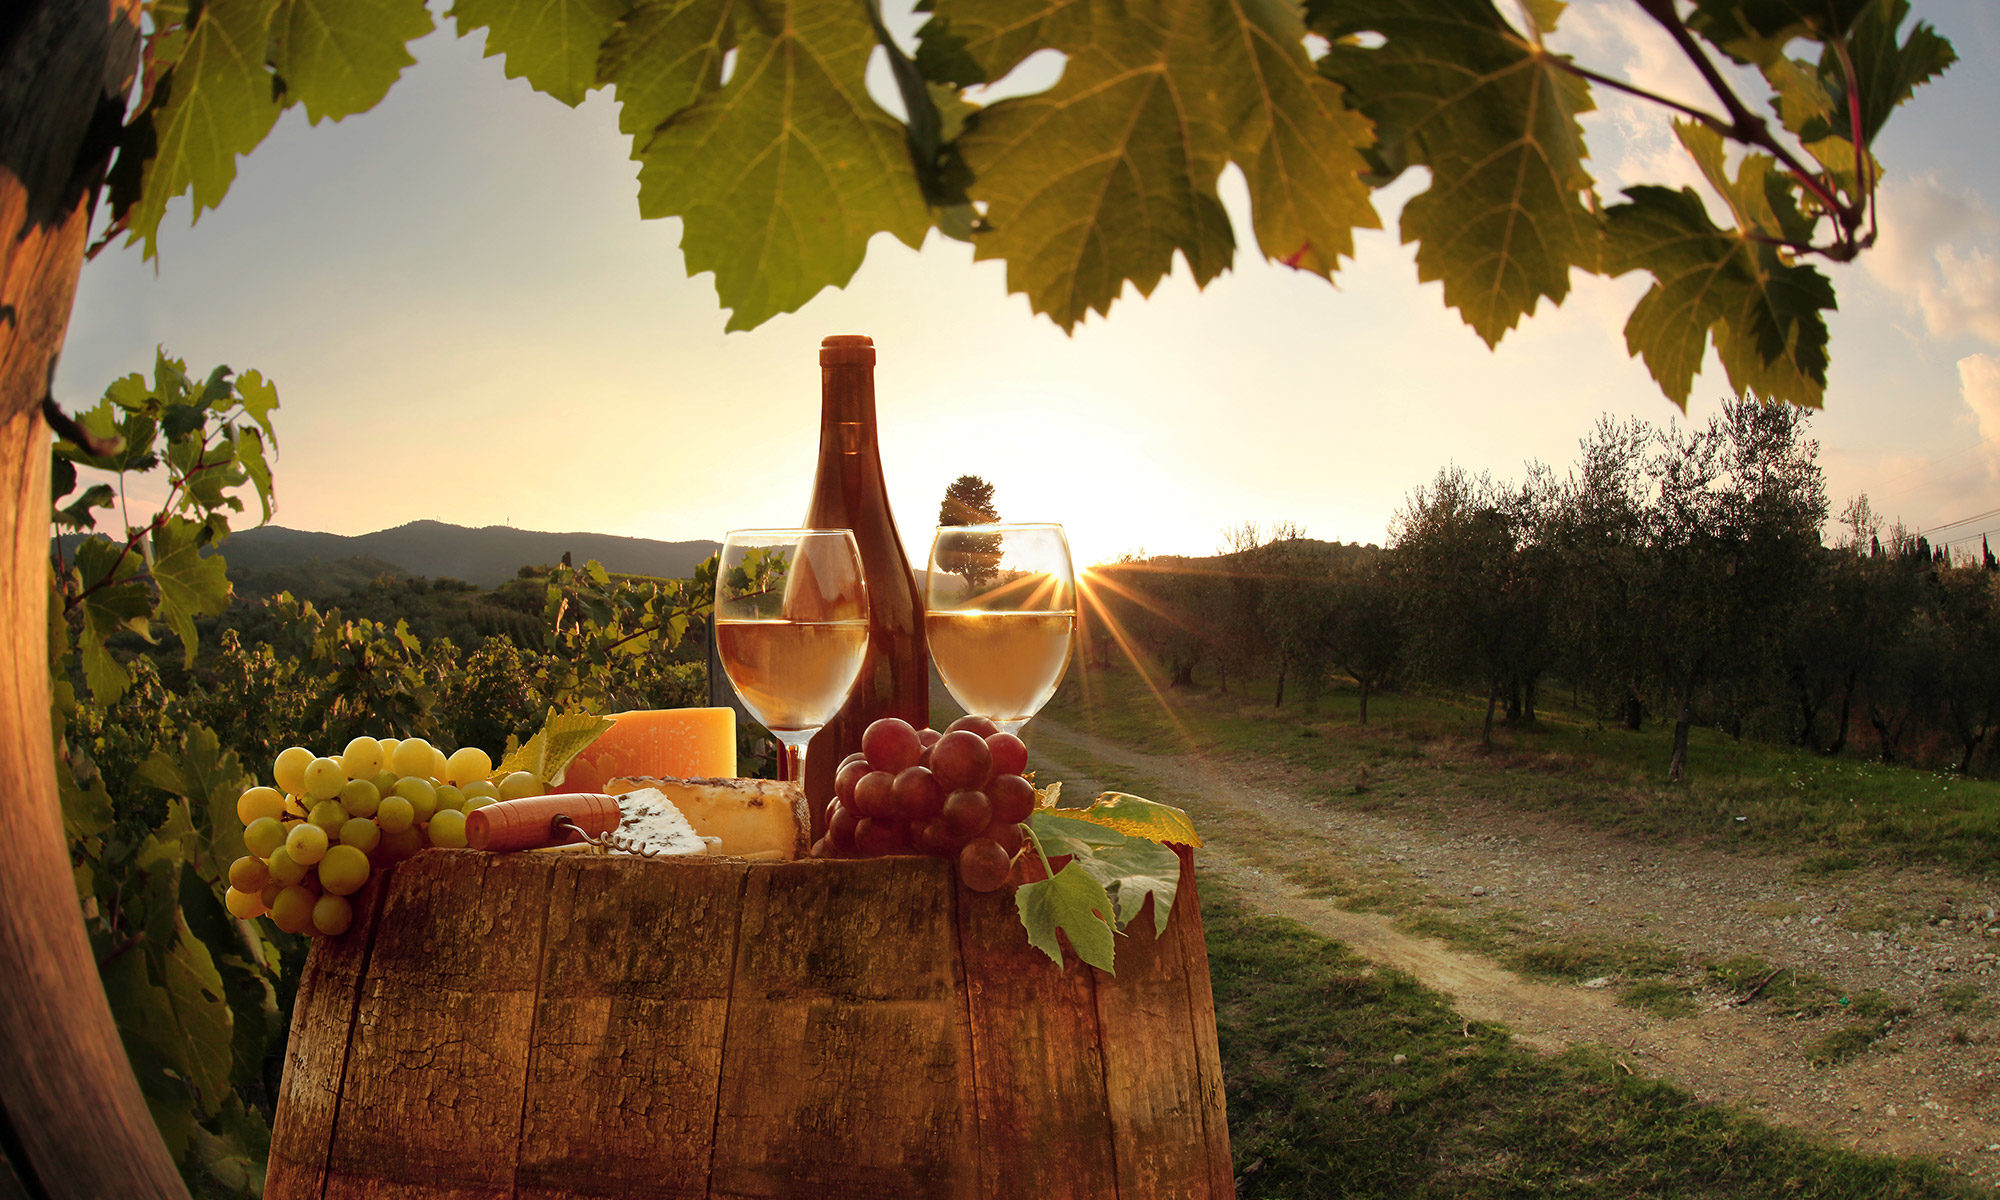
265, 849, 1232, 1199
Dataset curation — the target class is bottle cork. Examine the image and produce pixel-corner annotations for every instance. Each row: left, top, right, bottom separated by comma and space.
466, 794, 622, 852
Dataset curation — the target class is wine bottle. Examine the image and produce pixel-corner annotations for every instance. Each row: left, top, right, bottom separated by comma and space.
801, 335, 928, 837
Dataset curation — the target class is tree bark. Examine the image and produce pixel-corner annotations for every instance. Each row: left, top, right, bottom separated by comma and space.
1667, 693, 1694, 784
1481, 683, 1498, 747
1, 2, 185, 1195
1357, 678, 1370, 725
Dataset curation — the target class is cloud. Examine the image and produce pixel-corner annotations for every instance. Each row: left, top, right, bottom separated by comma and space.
1960, 354, 2000, 476
1868, 178, 2000, 345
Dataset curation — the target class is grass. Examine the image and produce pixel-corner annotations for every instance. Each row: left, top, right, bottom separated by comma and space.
1041, 659, 2000, 875
1205, 881, 1989, 1199
1619, 980, 1704, 1018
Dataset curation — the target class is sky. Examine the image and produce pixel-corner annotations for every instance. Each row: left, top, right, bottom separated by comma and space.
54, 1, 2000, 571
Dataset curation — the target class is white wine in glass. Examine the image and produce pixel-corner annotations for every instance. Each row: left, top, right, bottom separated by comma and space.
925, 523, 1076, 735
714, 530, 869, 783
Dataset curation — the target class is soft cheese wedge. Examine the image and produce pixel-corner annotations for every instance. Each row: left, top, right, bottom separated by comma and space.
605, 776, 810, 861
603, 788, 713, 858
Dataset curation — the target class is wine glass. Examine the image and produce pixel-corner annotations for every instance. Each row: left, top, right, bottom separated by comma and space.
714, 530, 869, 785
925, 523, 1076, 735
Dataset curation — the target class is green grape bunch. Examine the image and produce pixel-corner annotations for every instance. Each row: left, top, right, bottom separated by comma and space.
225, 734, 542, 937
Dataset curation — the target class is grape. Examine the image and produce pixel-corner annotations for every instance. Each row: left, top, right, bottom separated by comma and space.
371, 768, 399, 794
462, 794, 497, 813
809, 836, 833, 859
340, 778, 381, 818
461, 779, 500, 801
236, 785, 284, 824
273, 746, 314, 796
941, 789, 992, 838
985, 733, 1029, 777
429, 745, 450, 783
271, 885, 316, 934
243, 817, 286, 859
958, 839, 1012, 892
266, 846, 308, 886
839, 750, 868, 772
854, 817, 903, 856
312, 894, 354, 937
891, 766, 945, 822
338, 816, 382, 854
259, 882, 283, 908
915, 819, 960, 856
851, 770, 896, 819
340, 736, 385, 779
303, 757, 347, 802
394, 777, 438, 822
834, 759, 869, 805
224, 887, 267, 919
286, 822, 329, 866
918, 727, 941, 749
987, 773, 1037, 825
428, 809, 468, 848
947, 715, 1000, 739
377, 738, 402, 769
991, 821, 1026, 857
433, 784, 465, 813
228, 855, 269, 892
307, 799, 348, 837
929, 731, 992, 791
318, 845, 372, 896
445, 746, 492, 785
498, 771, 542, 801
391, 737, 435, 779
377, 796, 415, 834
861, 718, 922, 773
828, 804, 859, 851
378, 825, 424, 860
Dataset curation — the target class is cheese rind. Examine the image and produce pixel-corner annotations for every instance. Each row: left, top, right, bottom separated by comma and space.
561, 708, 737, 793
605, 776, 809, 860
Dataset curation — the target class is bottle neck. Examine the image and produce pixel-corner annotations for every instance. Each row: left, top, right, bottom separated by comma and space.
818, 364, 878, 458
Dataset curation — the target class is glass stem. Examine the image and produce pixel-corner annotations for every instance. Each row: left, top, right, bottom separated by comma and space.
781, 740, 808, 787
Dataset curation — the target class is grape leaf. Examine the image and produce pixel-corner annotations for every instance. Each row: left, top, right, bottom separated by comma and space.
929, 0, 1377, 328
1687, 0, 1871, 67
1075, 837, 1180, 935
136, 726, 254, 868
129, 0, 284, 256
159, 918, 237, 1115
1057, 790, 1203, 847
233, 369, 281, 447
632, 0, 930, 330
152, 517, 234, 667
1603, 178, 1835, 409
600, 0, 743, 143
1029, 809, 1133, 858
1015, 859, 1117, 972
451, 0, 629, 106
72, 537, 155, 703
1310, 0, 1598, 347
271, 0, 434, 124
494, 711, 619, 783
1813, 0, 1954, 147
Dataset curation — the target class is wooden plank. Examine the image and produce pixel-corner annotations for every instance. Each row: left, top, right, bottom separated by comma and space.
709, 857, 978, 1200
265, 873, 388, 1200
321, 851, 554, 1200
1094, 855, 1225, 1200
954, 877, 1117, 1199
514, 854, 749, 1200
1166, 853, 1235, 1198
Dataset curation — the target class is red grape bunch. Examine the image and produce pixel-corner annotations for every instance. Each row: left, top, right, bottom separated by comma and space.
811, 716, 1038, 892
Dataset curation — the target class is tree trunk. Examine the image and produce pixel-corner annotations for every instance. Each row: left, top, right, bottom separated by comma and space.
1357, 678, 1370, 725
1, 2, 188, 1195
1481, 683, 1498, 747
1667, 693, 1694, 784
1621, 688, 1643, 731
1168, 662, 1195, 689
1271, 657, 1285, 708
1826, 677, 1854, 756
1522, 675, 1538, 726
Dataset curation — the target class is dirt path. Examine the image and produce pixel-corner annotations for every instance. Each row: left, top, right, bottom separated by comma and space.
1027, 719, 2000, 1185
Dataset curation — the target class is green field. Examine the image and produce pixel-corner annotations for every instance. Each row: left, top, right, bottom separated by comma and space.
1041, 661, 2000, 877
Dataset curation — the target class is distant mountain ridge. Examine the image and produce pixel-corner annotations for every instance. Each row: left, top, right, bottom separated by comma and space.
216, 521, 720, 588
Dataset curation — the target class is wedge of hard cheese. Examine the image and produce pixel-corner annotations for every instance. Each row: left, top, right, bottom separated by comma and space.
604, 776, 809, 861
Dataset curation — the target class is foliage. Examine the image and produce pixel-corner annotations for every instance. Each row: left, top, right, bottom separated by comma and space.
935, 473, 1002, 586
98, 0, 1953, 408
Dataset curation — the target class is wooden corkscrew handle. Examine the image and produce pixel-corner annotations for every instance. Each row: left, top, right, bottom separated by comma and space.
465, 794, 623, 852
